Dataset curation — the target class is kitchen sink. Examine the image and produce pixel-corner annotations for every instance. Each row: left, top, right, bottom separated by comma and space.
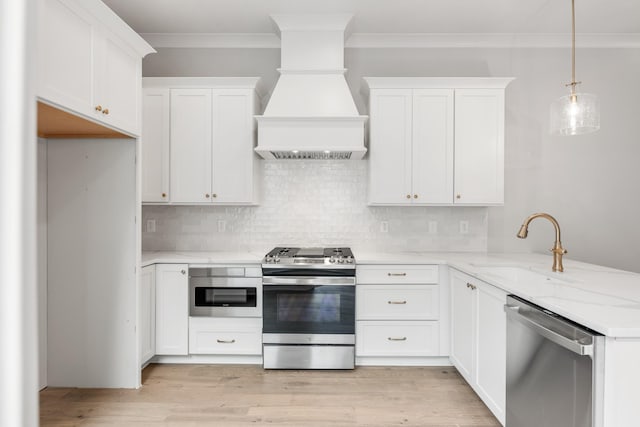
473, 266, 573, 285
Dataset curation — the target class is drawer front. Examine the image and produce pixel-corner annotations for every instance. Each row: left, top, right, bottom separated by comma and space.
357, 265, 438, 284
356, 321, 439, 357
189, 317, 262, 355
357, 285, 439, 320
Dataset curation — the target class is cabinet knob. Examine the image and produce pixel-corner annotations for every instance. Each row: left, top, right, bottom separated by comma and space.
456, 194, 461, 199
212, 193, 217, 198
95, 105, 102, 112
414, 194, 418, 199
205, 193, 210, 198
466, 282, 476, 290
102, 108, 109, 115
406, 194, 411, 199
161, 193, 167, 198
181, 270, 186, 275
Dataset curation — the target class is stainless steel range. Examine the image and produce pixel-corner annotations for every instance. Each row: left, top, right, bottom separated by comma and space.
262, 247, 356, 369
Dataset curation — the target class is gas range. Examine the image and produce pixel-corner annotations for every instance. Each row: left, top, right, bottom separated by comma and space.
262, 247, 355, 267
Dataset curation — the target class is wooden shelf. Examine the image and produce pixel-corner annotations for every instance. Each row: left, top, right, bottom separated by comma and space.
37, 101, 131, 139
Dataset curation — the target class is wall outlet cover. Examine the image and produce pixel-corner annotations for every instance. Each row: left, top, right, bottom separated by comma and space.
380, 221, 389, 233
146, 219, 156, 233
459, 220, 469, 234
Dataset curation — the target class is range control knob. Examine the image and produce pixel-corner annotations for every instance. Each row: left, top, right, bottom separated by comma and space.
346, 256, 354, 264
337, 257, 345, 263
329, 256, 336, 263
274, 256, 280, 263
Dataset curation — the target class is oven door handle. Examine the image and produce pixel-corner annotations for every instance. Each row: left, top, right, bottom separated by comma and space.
262, 277, 356, 286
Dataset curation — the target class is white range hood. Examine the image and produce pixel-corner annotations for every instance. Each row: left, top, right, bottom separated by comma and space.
255, 14, 368, 160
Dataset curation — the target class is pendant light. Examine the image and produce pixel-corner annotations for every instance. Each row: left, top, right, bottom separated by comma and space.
550, 0, 600, 135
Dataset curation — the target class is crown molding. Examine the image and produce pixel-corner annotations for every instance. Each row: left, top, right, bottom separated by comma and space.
141, 32, 640, 49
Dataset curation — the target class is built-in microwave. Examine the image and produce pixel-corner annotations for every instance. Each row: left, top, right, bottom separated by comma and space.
189, 266, 262, 317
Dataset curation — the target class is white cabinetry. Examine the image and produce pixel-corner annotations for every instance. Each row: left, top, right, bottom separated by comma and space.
155, 264, 189, 356
140, 265, 156, 365
189, 317, 262, 355
364, 78, 512, 206
141, 88, 170, 202
142, 78, 261, 205
450, 268, 507, 425
356, 265, 448, 365
37, 0, 153, 136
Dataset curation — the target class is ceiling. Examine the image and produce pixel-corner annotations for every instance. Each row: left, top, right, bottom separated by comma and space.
103, 0, 640, 35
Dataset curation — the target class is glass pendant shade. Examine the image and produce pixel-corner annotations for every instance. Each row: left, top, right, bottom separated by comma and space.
550, 92, 600, 136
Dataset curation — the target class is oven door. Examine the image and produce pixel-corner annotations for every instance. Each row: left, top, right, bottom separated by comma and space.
263, 277, 355, 338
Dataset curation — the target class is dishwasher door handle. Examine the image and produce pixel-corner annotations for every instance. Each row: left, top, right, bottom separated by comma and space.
504, 304, 594, 357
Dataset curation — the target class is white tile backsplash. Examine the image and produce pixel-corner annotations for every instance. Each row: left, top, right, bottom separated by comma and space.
142, 160, 488, 253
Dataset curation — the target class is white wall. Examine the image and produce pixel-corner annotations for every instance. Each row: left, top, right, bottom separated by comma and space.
143, 46, 640, 272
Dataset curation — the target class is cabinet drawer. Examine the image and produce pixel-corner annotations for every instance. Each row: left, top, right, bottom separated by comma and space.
357, 285, 438, 320
356, 321, 439, 357
357, 265, 438, 284
189, 317, 261, 355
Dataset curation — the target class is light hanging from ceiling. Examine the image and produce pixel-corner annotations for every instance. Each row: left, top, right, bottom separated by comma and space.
550, 0, 600, 136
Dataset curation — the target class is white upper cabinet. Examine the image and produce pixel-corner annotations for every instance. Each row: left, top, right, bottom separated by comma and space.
454, 89, 505, 204
170, 89, 213, 203
37, 0, 153, 136
364, 78, 512, 206
141, 88, 170, 202
142, 78, 261, 205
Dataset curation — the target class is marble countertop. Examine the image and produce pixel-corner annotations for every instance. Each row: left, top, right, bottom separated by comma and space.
142, 250, 640, 337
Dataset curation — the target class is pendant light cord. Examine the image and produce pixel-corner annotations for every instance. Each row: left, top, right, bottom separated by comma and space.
567, 0, 580, 96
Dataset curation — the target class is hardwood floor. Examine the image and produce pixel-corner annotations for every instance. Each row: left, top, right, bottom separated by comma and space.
40, 364, 500, 426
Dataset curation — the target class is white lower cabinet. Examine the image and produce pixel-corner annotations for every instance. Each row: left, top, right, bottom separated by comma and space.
189, 317, 262, 355
140, 265, 156, 365
450, 268, 507, 425
356, 265, 447, 364
155, 264, 189, 356
356, 321, 439, 357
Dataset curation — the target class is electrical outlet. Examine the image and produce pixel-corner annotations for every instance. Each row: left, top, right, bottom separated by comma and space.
217, 220, 226, 233
145, 219, 156, 233
459, 220, 469, 234
428, 221, 438, 234
380, 221, 389, 233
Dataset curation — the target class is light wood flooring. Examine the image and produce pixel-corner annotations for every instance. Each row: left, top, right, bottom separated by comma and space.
40, 364, 500, 426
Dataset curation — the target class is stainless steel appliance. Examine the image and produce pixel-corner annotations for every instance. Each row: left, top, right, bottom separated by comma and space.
189, 266, 262, 317
262, 247, 356, 369
505, 295, 604, 427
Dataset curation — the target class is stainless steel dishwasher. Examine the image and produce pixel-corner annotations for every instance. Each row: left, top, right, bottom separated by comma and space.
505, 295, 605, 427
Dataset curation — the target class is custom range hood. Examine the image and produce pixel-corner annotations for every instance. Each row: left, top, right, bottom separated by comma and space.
255, 14, 367, 160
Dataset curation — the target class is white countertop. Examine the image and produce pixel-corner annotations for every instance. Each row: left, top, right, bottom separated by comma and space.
142, 251, 263, 267
142, 250, 640, 338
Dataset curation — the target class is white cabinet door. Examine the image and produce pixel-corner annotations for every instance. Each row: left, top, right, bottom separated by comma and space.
368, 89, 413, 204
93, 34, 140, 134
412, 89, 454, 204
140, 265, 156, 365
475, 282, 507, 424
142, 88, 170, 202
38, 0, 94, 116
450, 269, 475, 382
170, 89, 213, 203
454, 89, 505, 204
155, 264, 188, 355
212, 89, 255, 203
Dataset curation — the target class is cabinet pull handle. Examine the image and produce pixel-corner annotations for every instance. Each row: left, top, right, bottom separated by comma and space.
212, 193, 217, 198
217, 339, 236, 344
102, 108, 109, 115
95, 105, 102, 112
456, 194, 461, 199
406, 194, 411, 199
466, 282, 476, 290
414, 194, 418, 199
387, 273, 407, 277
388, 300, 407, 305
205, 193, 210, 198
388, 337, 407, 341
181, 270, 186, 275
161, 192, 167, 198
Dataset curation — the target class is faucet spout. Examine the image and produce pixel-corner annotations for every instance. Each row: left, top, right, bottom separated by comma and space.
516, 212, 567, 272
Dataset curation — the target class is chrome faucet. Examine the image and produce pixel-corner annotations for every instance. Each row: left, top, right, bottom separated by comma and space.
517, 213, 567, 272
